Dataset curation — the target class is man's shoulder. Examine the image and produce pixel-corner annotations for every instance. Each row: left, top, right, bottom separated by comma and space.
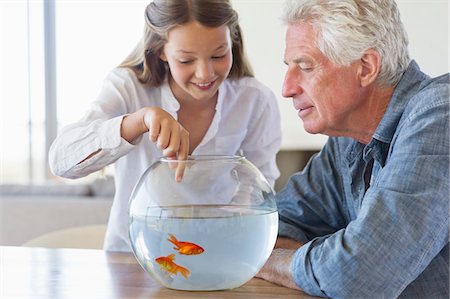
415, 72, 449, 101
421, 72, 449, 88
406, 72, 449, 114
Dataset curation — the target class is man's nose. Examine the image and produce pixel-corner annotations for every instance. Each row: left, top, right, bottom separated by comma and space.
282, 67, 303, 98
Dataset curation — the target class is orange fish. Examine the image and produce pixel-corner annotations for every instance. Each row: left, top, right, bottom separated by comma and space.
155, 254, 190, 278
167, 234, 204, 255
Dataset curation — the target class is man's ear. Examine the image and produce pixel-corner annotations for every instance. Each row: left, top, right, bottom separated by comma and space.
358, 49, 381, 87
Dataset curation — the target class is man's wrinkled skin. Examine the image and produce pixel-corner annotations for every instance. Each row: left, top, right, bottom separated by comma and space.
255, 237, 303, 290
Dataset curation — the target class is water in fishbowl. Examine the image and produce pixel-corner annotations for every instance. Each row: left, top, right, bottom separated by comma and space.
129, 205, 278, 291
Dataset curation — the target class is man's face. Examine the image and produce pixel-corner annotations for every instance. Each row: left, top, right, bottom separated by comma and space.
282, 22, 365, 137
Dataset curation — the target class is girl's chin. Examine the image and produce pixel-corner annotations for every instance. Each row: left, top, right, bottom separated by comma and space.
188, 88, 218, 101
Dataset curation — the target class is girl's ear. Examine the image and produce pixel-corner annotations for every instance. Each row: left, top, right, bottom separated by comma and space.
159, 51, 167, 62
358, 48, 381, 87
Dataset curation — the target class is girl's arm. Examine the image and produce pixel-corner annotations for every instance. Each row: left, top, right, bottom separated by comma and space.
121, 107, 189, 160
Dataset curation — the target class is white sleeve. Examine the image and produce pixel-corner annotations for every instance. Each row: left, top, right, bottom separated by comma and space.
49, 116, 136, 179
241, 87, 282, 188
48, 69, 139, 179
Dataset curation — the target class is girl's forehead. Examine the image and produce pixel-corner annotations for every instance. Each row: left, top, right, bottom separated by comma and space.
165, 22, 231, 52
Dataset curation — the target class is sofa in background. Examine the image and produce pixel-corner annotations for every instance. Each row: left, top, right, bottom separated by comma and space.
0, 150, 319, 247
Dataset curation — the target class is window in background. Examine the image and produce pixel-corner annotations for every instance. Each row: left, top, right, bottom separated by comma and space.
51, 0, 147, 183
0, 0, 147, 185
55, 1, 146, 128
1, 0, 46, 184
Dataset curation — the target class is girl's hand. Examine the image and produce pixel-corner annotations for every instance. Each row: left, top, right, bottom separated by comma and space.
143, 107, 189, 182
121, 107, 189, 181
142, 107, 189, 161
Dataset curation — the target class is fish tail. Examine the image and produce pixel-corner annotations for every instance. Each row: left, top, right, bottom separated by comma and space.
167, 233, 179, 246
178, 265, 190, 279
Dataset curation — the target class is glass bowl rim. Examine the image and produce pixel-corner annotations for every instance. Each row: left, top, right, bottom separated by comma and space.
158, 155, 245, 163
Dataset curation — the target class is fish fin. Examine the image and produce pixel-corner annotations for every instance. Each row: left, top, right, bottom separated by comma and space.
167, 254, 176, 260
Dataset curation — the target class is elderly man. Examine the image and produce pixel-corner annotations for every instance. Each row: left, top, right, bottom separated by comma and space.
256, 0, 449, 298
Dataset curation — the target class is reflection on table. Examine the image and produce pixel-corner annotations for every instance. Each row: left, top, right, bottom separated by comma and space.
0, 246, 318, 298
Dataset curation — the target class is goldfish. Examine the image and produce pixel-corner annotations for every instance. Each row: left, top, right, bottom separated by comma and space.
155, 254, 190, 278
167, 233, 205, 255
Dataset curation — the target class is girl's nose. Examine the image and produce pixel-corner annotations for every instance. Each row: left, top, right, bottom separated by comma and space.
195, 60, 214, 80
282, 67, 303, 98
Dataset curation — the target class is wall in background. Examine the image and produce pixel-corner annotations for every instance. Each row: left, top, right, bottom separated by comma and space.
232, 0, 449, 150
1, 0, 448, 184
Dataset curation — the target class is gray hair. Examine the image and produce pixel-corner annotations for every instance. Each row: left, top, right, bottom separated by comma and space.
282, 0, 410, 86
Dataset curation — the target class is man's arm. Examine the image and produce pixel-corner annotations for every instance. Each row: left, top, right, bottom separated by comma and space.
256, 237, 303, 289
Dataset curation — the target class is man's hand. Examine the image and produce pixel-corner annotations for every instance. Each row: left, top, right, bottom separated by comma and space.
255, 237, 303, 290
275, 237, 303, 249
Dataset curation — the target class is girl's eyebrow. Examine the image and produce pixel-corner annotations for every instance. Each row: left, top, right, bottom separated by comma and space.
176, 43, 229, 54
214, 43, 228, 51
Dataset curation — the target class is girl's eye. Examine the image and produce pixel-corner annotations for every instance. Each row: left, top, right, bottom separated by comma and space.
212, 54, 226, 60
178, 60, 193, 64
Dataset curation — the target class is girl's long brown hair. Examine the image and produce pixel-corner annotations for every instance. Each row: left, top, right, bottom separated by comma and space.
119, 0, 254, 87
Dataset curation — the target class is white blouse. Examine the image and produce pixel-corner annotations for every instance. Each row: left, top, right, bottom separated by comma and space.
49, 68, 282, 252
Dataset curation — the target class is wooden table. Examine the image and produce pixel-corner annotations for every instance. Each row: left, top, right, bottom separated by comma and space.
0, 246, 317, 298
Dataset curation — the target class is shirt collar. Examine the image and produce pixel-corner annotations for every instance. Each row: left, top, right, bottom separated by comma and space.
159, 75, 225, 117
344, 60, 428, 166
158, 75, 226, 150
372, 60, 429, 144
160, 76, 181, 114
193, 81, 227, 149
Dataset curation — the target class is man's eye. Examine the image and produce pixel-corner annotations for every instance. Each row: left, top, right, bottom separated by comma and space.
299, 65, 313, 72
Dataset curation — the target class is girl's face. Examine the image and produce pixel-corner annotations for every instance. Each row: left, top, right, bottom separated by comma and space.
160, 21, 233, 103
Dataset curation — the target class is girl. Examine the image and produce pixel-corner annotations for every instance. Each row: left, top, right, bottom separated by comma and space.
49, 0, 281, 252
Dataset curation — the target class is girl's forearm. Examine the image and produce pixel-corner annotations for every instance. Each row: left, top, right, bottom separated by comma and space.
120, 108, 148, 143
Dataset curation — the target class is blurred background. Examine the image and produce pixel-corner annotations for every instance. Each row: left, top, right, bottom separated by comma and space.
1, 0, 448, 188
0, 0, 448, 249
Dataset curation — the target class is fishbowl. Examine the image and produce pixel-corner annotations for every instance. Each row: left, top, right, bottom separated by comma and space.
128, 155, 278, 291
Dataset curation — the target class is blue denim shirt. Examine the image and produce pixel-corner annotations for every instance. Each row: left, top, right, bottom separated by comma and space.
276, 61, 449, 298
